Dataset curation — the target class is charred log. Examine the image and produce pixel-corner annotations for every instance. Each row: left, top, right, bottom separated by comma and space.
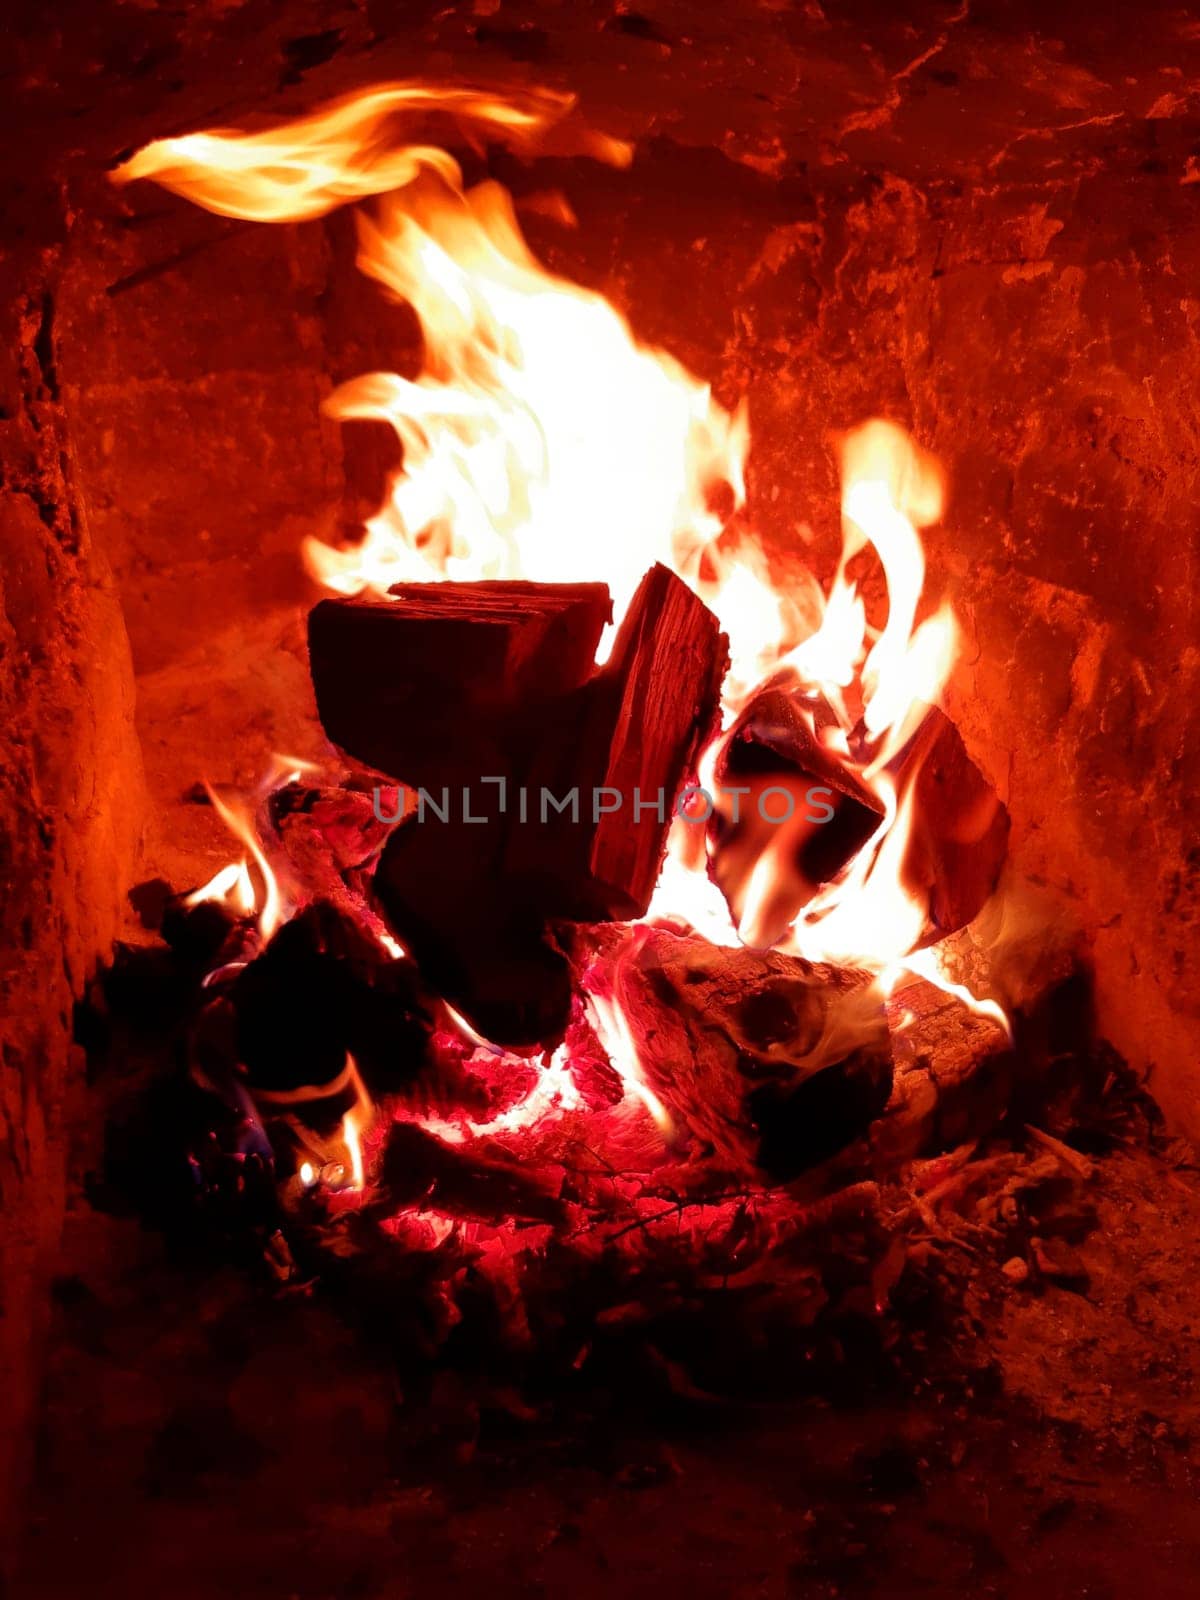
230, 900, 433, 1099
707, 679, 1009, 950
708, 682, 884, 946
371, 800, 575, 1047
575, 925, 893, 1181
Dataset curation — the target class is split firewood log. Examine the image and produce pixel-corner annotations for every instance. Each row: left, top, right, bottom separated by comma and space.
307, 580, 612, 791
572, 925, 893, 1181
359, 566, 726, 1045
506, 562, 729, 920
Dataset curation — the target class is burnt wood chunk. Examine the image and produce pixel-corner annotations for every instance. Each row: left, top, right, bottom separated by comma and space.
373, 816, 573, 1047
574, 925, 893, 1181
231, 900, 433, 1098
708, 682, 884, 947
307, 580, 613, 787
890, 705, 1010, 945
707, 680, 1009, 951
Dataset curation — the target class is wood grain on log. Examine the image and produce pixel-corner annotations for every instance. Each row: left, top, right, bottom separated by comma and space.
307, 580, 612, 789
573, 925, 893, 1181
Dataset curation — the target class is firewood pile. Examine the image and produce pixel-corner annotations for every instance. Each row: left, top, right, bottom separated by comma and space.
77, 557, 1106, 1399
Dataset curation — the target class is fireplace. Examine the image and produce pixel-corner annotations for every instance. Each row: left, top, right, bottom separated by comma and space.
5, 3, 1200, 1594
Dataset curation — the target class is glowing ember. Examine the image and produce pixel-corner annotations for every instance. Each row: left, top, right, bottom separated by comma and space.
414, 1041, 582, 1145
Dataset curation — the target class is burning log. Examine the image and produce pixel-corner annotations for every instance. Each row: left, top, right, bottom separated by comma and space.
506, 562, 729, 919
708, 682, 885, 947
890, 705, 1010, 947
307, 580, 612, 790
577, 926, 893, 1181
707, 678, 1009, 951
312, 566, 726, 1044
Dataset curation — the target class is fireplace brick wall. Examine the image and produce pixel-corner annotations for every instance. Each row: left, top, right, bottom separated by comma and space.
0, 213, 142, 1564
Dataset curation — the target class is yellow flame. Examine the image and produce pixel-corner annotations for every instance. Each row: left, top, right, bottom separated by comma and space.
116, 83, 746, 657
112, 82, 630, 221
125, 87, 1003, 1026
310, 177, 748, 648
340, 1056, 374, 1191
184, 859, 256, 917
342, 1110, 366, 1190
203, 782, 283, 940
584, 990, 672, 1135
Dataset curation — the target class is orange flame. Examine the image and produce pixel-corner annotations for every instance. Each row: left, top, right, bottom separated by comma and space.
115, 84, 746, 657
124, 86, 1004, 1033
341, 1056, 374, 1191
184, 859, 256, 918
314, 179, 748, 650
342, 1108, 366, 1190
112, 82, 630, 221
202, 782, 284, 940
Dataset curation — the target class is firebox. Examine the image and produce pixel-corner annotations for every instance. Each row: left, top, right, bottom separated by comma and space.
4, 3, 1200, 1596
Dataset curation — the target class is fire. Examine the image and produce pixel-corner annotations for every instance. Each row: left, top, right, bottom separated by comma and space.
201, 781, 284, 940
123, 81, 1009, 1129
339, 1057, 374, 1191
583, 985, 673, 1135
316, 178, 748, 649
184, 859, 256, 918
342, 1107, 366, 1190
113, 81, 747, 658
112, 82, 631, 221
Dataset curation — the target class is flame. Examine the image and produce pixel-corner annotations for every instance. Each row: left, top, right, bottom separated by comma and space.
311, 178, 747, 646
340, 1056, 374, 1191
203, 782, 284, 940
112, 82, 630, 221
886, 945, 1013, 1040
584, 988, 672, 1135
184, 859, 256, 918
776, 423, 960, 969
342, 1108, 366, 1190
116, 84, 746, 654
123, 87, 1006, 1044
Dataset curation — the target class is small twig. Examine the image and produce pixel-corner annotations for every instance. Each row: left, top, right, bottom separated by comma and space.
1024, 1124, 1095, 1180
921, 1155, 1015, 1210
